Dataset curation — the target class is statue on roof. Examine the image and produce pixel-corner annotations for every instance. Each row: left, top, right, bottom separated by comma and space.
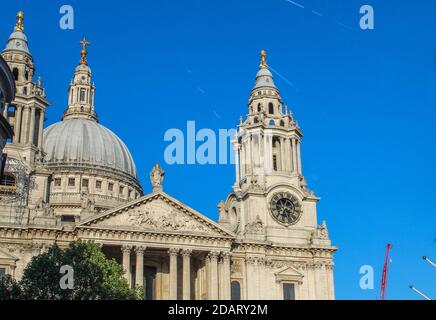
150, 163, 165, 191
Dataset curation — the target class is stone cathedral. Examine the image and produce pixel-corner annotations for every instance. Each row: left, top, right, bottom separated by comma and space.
0, 12, 336, 300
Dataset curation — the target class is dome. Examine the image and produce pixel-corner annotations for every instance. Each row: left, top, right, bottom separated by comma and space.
43, 119, 137, 179
4, 30, 30, 54
75, 63, 91, 73
252, 67, 277, 90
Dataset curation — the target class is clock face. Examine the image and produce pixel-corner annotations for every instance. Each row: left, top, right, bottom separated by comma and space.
269, 192, 302, 225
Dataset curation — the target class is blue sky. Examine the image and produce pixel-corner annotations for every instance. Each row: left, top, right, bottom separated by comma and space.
1, 0, 435, 300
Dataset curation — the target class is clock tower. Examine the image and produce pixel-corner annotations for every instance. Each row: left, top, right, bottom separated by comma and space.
218, 51, 336, 300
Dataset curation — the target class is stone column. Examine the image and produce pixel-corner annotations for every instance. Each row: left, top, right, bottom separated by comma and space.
246, 135, 252, 174
220, 252, 231, 300
37, 110, 45, 149
264, 132, 273, 173
327, 265, 335, 300
297, 139, 303, 175
135, 246, 146, 288
169, 248, 179, 300
254, 133, 260, 168
285, 137, 291, 172
233, 143, 240, 186
29, 106, 36, 146
21, 106, 29, 144
121, 245, 132, 287
208, 251, 219, 300
263, 133, 269, 173
280, 137, 286, 171
240, 141, 246, 177
14, 105, 23, 144
291, 138, 297, 174
182, 249, 192, 300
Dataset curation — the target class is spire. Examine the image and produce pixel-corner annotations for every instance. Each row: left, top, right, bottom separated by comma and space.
15, 11, 24, 31
3, 11, 30, 54
63, 37, 97, 121
79, 37, 90, 65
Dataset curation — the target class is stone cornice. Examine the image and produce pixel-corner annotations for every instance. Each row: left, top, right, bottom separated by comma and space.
233, 240, 337, 256
0, 224, 233, 250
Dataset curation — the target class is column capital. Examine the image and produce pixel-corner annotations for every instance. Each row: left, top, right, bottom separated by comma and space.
135, 246, 146, 254
168, 248, 180, 256
221, 252, 231, 260
181, 249, 192, 257
208, 251, 220, 261
121, 245, 132, 253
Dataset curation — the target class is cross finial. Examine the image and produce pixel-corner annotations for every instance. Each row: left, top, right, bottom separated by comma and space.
79, 36, 91, 65
80, 36, 90, 50
15, 11, 24, 31
260, 49, 267, 69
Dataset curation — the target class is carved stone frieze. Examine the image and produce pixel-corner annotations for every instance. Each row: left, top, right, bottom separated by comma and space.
93, 198, 217, 235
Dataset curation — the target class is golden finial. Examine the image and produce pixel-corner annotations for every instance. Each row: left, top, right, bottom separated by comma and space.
260, 49, 268, 69
15, 11, 24, 31
79, 36, 91, 64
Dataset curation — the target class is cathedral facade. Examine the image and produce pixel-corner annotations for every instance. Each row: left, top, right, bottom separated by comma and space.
0, 12, 336, 300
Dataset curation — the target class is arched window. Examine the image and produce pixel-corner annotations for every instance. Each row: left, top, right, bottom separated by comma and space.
257, 104, 262, 112
280, 120, 285, 127
231, 281, 241, 300
269, 120, 275, 126
12, 68, 19, 81
253, 117, 259, 124
268, 103, 274, 114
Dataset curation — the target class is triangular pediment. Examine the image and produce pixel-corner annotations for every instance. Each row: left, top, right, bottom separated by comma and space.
275, 265, 304, 281
0, 248, 18, 261
78, 191, 235, 238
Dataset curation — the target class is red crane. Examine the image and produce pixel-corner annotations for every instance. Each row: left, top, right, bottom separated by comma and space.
380, 243, 393, 300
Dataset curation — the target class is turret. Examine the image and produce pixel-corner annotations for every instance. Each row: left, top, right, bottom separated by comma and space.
63, 37, 97, 121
